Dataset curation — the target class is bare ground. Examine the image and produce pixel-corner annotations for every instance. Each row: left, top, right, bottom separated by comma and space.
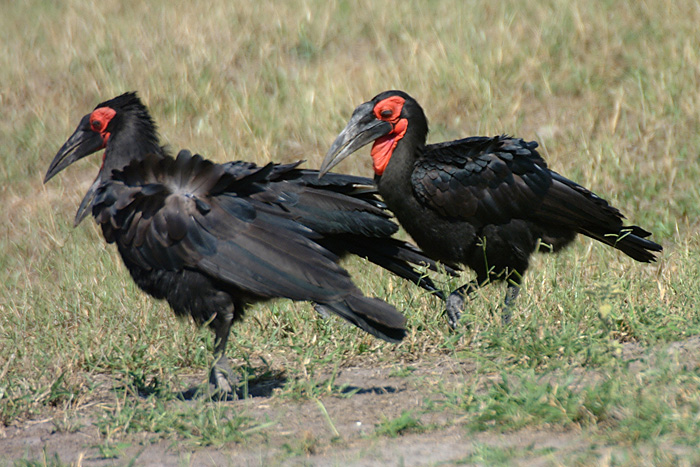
0, 365, 609, 465
3, 339, 699, 466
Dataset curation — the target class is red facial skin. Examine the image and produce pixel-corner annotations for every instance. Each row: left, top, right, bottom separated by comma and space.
370, 96, 407, 176
89, 107, 116, 168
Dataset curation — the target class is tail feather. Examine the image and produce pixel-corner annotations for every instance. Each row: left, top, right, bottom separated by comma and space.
319, 295, 407, 343
583, 225, 662, 263
336, 235, 460, 299
539, 172, 662, 262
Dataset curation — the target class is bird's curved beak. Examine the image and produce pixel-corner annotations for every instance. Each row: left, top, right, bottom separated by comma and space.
44, 114, 105, 183
319, 102, 392, 177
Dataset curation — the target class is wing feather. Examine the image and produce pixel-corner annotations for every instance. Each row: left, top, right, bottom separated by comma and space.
412, 136, 549, 224
92, 151, 362, 303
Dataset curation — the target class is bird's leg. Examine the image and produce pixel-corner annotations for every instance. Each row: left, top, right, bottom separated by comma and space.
501, 280, 521, 325
445, 279, 480, 329
209, 303, 238, 398
313, 303, 332, 319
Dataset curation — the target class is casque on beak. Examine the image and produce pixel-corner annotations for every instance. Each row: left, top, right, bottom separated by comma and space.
319, 102, 392, 178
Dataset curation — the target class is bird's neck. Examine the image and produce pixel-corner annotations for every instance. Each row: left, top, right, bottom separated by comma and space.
376, 134, 423, 212
100, 122, 162, 180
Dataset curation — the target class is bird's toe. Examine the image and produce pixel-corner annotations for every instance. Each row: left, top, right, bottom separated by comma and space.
445, 293, 466, 329
501, 307, 512, 325
208, 357, 238, 400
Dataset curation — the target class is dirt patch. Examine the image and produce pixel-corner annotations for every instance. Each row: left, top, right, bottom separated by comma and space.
2, 342, 696, 466
0, 356, 584, 466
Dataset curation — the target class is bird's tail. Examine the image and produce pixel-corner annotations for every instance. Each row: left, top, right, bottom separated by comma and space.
337, 236, 460, 300
540, 171, 662, 262
582, 225, 662, 263
319, 295, 407, 343
251, 165, 460, 295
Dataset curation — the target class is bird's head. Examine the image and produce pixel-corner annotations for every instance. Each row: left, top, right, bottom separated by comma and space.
44, 92, 158, 225
319, 90, 427, 178
44, 92, 153, 183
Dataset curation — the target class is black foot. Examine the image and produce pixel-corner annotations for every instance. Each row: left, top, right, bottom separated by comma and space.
208, 356, 238, 399
313, 303, 331, 319
501, 306, 512, 325
445, 292, 466, 329
445, 281, 480, 329
501, 283, 520, 326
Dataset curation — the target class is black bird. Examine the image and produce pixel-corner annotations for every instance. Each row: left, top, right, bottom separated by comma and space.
44, 92, 448, 393
320, 90, 662, 327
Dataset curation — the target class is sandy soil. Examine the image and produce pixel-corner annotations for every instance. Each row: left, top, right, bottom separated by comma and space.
5, 338, 700, 466
1, 356, 599, 466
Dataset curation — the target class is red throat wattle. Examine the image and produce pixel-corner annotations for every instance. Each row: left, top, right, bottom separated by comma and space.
370, 118, 407, 175
370, 95, 408, 176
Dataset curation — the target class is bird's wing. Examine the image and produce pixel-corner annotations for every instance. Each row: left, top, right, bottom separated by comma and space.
413, 137, 661, 261
225, 160, 459, 290
412, 136, 552, 225
93, 150, 357, 302
220, 159, 395, 237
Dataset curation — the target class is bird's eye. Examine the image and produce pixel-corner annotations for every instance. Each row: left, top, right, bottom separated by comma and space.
373, 96, 405, 121
89, 107, 116, 133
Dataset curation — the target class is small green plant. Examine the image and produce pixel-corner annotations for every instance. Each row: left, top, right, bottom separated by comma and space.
375, 410, 426, 438
14, 450, 71, 467
95, 441, 132, 460
282, 431, 320, 456
454, 444, 555, 466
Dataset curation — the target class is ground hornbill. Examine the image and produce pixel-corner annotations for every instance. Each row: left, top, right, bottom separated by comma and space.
44, 92, 450, 394
320, 90, 663, 327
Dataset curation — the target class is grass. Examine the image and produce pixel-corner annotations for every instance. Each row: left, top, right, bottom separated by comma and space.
2, 0, 700, 464
440, 364, 700, 441
451, 444, 557, 466
374, 410, 426, 438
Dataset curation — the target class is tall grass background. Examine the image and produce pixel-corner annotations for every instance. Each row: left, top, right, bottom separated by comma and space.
1, 0, 699, 464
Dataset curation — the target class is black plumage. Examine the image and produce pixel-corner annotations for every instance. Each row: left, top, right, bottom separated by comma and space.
320, 90, 662, 327
44, 92, 447, 393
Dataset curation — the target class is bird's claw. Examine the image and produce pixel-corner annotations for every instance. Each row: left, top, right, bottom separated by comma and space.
501, 307, 512, 325
313, 303, 332, 319
445, 292, 466, 329
208, 356, 238, 400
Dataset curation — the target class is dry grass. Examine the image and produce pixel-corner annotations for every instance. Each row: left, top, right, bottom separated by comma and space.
2, 0, 700, 464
